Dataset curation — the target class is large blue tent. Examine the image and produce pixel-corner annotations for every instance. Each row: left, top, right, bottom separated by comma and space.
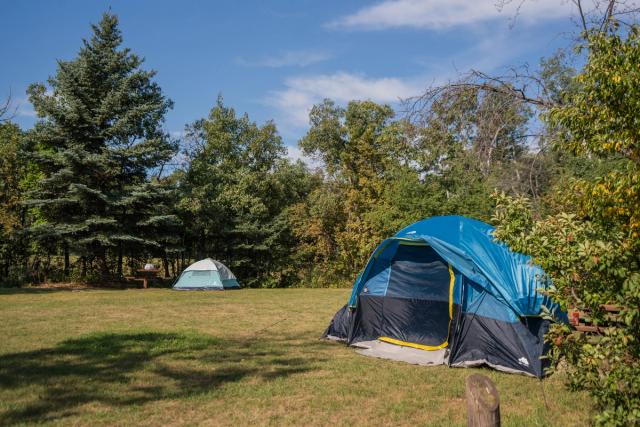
324, 216, 564, 377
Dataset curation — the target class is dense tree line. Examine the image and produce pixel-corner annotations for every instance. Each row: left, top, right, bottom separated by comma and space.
0, 14, 318, 287
0, 12, 616, 289
176, 97, 316, 287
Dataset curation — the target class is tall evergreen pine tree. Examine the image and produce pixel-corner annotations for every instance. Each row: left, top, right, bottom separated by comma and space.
26, 13, 179, 278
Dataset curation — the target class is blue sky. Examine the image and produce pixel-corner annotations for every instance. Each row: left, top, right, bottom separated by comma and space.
1, 0, 579, 160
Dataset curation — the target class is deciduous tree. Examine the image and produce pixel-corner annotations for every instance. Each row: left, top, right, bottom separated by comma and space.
493, 25, 640, 425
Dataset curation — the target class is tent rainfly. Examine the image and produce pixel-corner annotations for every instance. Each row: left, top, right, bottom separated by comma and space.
173, 258, 240, 290
324, 216, 566, 377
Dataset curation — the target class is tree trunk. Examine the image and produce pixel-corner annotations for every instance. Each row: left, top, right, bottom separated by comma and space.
44, 252, 51, 283
63, 243, 70, 278
127, 255, 134, 276
162, 255, 169, 278
466, 374, 500, 427
117, 244, 123, 277
31, 257, 39, 283
80, 256, 87, 279
23, 255, 28, 281
94, 246, 112, 281
98, 255, 110, 279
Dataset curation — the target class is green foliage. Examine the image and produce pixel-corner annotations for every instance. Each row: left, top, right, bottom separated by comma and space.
538, 49, 580, 106
412, 84, 538, 216
294, 100, 407, 286
178, 97, 314, 287
0, 123, 24, 235
0, 122, 36, 286
493, 26, 640, 426
25, 13, 179, 278
548, 26, 640, 163
0, 123, 25, 270
291, 90, 535, 287
0, 13, 570, 292
291, 79, 543, 286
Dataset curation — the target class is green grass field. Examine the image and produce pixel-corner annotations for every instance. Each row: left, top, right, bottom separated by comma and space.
0, 288, 591, 426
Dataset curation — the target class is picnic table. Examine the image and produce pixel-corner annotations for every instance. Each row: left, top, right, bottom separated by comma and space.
569, 304, 622, 333
130, 268, 160, 289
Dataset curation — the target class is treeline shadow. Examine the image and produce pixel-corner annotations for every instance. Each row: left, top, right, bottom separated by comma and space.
0, 287, 87, 295
0, 287, 128, 295
0, 331, 326, 425
0, 281, 172, 295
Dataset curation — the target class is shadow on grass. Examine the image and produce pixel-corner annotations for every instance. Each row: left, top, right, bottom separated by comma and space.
0, 331, 324, 425
0, 287, 128, 295
0, 288, 85, 295
0, 280, 174, 294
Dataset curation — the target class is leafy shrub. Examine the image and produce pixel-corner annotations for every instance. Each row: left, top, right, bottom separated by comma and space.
491, 26, 640, 426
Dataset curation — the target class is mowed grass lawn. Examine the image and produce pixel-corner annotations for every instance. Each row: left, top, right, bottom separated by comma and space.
0, 288, 591, 426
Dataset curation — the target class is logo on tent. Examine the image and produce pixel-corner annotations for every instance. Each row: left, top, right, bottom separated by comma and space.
518, 357, 530, 367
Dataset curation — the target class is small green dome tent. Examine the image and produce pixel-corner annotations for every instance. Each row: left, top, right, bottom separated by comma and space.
173, 258, 240, 290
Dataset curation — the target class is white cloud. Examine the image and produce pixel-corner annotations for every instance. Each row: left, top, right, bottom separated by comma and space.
268, 72, 422, 129
237, 50, 332, 68
12, 89, 56, 119
328, 0, 573, 30
15, 99, 37, 118
285, 144, 320, 167
169, 130, 185, 139
414, 23, 541, 76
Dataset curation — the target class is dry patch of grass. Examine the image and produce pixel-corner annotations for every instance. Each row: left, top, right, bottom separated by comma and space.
0, 288, 591, 426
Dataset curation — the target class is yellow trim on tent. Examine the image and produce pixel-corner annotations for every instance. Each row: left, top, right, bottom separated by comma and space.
379, 336, 449, 351
379, 263, 456, 351
396, 238, 429, 246
373, 238, 427, 259
448, 264, 454, 318
374, 238, 427, 259
372, 241, 391, 259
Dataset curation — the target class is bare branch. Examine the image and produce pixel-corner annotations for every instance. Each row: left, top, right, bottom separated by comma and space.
573, 0, 640, 33
574, 0, 589, 32
403, 64, 556, 130
600, 0, 616, 31
0, 90, 18, 123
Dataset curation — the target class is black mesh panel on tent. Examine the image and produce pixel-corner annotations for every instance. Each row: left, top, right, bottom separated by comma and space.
349, 296, 460, 348
385, 244, 450, 301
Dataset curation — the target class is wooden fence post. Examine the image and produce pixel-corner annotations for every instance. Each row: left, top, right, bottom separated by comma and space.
466, 374, 500, 427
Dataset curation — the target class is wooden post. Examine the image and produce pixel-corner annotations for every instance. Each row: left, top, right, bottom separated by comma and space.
466, 374, 500, 427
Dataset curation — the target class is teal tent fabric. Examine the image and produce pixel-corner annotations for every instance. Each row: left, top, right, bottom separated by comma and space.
173, 258, 240, 290
174, 270, 223, 289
